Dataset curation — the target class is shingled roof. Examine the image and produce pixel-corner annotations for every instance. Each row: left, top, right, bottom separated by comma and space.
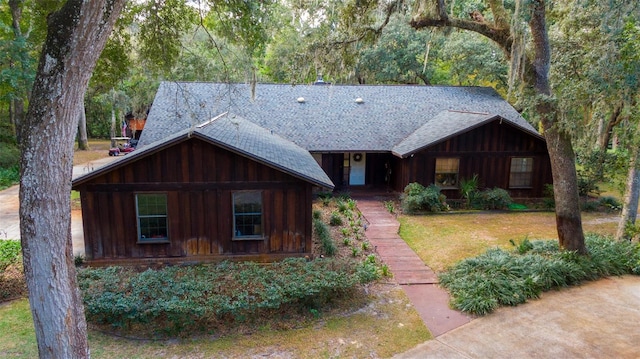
73, 112, 334, 189
140, 82, 542, 156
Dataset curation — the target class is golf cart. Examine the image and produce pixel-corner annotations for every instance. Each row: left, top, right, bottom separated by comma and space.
108, 137, 136, 156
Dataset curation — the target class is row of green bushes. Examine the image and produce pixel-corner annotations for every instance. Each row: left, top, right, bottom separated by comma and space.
400, 182, 514, 214
78, 257, 380, 336
439, 234, 640, 315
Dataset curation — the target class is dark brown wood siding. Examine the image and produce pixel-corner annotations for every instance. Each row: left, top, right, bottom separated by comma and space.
396, 120, 552, 198
75, 138, 314, 263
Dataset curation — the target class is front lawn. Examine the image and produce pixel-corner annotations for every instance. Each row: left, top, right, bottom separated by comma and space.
399, 211, 618, 272
399, 211, 639, 316
0, 196, 430, 358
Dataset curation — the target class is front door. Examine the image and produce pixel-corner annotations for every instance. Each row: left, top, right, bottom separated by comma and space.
349, 153, 366, 185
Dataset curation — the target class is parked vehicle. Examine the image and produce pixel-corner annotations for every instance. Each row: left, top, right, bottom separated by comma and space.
108, 137, 136, 156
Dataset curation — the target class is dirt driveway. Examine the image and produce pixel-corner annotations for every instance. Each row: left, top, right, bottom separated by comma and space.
0, 156, 119, 255
0, 185, 20, 240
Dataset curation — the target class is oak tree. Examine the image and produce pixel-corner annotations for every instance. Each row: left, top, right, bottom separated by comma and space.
18, 0, 125, 356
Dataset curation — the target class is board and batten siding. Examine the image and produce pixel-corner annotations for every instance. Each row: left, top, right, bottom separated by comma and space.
398, 120, 552, 198
75, 138, 313, 264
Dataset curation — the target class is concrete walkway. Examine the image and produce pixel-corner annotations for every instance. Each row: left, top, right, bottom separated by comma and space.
354, 197, 472, 337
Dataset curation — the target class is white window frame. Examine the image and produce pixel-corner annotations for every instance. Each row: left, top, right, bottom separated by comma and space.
135, 193, 169, 243
232, 191, 264, 240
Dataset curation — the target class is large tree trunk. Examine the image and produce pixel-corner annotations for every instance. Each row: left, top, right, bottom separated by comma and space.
18, 1, 124, 357
528, 0, 585, 253
77, 101, 90, 150
616, 142, 640, 240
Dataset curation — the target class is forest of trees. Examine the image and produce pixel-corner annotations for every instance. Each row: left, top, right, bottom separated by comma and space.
0, 0, 639, 356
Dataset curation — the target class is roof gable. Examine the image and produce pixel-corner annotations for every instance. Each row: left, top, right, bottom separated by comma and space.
140, 82, 540, 154
73, 113, 334, 189
391, 110, 545, 157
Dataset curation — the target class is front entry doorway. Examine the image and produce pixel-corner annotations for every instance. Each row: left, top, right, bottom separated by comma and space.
348, 153, 366, 185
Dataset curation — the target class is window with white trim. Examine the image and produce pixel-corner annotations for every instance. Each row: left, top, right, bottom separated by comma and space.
509, 157, 533, 188
435, 158, 459, 188
136, 193, 169, 242
233, 191, 263, 239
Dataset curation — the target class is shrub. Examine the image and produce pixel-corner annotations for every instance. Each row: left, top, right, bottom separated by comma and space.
337, 200, 349, 213
581, 200, 600, 212
400, 182, 448, 214
478, 188, 512, 210
598, 196, 621, 212
361, 241, 371, 251
329, 211, 343, 226
459, 174, 480, 209
312, 209, 322, 220
314, 218, 336, 256
317, 191, 332, 207
383, 200, 395, 214
0, 240, 21, 272
78, 258, 380, 336
439, 234, 640, 316
542, 184, 555, 209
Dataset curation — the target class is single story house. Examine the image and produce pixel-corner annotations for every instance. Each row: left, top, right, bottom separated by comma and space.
72, 112, 334, 265
140, 82, 552, 198
72, 82, 552, 264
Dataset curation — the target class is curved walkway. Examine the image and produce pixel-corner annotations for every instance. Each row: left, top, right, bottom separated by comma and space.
355, 197, 472, 336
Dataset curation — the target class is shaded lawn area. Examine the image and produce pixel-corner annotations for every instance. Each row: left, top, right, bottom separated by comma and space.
399, 211, 618, 272
0, 285, 429, 359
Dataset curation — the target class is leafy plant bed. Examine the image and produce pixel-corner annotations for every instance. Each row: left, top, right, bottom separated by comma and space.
76, 195, 386, 339
78, 257, 381, 338
439, 234, 640, 316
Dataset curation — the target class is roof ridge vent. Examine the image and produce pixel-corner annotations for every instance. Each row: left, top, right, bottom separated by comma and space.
196, 111, 228, 128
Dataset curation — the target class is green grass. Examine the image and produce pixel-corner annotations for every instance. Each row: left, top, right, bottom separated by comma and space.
0, 300, 38, 358
399, 211, 619, 272
1, 286, 429, 358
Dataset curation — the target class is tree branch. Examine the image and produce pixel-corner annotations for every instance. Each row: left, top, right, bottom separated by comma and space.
410, 15, 513, 55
